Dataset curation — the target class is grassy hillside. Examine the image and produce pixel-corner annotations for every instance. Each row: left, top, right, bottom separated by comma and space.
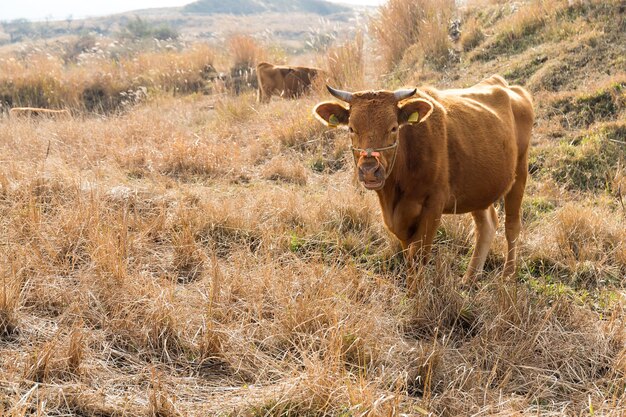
0, 0, 624, 416
0, 0, 359, 50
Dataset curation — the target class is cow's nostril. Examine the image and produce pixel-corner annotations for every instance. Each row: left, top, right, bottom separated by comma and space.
360, 164, 379, 174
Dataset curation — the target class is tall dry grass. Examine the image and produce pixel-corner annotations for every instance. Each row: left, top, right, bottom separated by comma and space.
369, 0, 456, 71
228, 34, 265, 70
0, 40, 220, 112
326, 31, 365, 90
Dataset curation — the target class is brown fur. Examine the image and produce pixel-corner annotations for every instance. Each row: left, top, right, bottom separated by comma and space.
313, 75, 534, 282
9, 107, 71, 118
256, 62, 324, 103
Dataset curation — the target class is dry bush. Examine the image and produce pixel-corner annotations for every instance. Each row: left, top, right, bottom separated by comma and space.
213, 91, 258, 128
326, 31, 364, 89
465, 0, 510, 5
267, 98, 330, 149
369, 0, 456, 70
158, 135, 240, 180
148, 371, 181, 417
532, 121, 626, 192
171, 209, 206, 283
228, 34, 265, 70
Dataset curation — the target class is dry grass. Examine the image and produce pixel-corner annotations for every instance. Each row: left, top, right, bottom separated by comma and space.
326, 31, 365, 90
0, 3, 625, 416
369, 0, 456, 71
0, 40, 221, 112
0, 259, 22, 337
228, 34, 265, 70
262, 155, 308, 186
459, 16, 485, 52
0, 91, 623, 417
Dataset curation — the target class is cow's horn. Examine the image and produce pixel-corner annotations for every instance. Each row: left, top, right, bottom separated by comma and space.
327, 85, 353, 103
394, 88, 417, 101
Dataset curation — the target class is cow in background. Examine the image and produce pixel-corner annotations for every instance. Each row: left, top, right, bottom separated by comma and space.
256, 62, 325, 103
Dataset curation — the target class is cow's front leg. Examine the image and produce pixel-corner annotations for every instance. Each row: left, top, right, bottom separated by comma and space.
401, 203, 443, 292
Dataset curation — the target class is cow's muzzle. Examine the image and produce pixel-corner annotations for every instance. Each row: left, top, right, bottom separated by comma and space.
352, 143, 398, 190
357, 157, 386, 190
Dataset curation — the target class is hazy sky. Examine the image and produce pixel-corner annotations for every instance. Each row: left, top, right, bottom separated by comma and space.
0, 0, 385, 22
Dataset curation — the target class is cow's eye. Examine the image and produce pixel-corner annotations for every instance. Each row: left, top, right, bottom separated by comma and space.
390, 126, 398, 133
349, 127, 355, 134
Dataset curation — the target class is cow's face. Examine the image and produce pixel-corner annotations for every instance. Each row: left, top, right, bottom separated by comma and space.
314, 87, 434, 190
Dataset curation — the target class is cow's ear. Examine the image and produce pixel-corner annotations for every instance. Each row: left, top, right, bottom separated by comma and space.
313, 101, 349, 127
398, 98, 434, 125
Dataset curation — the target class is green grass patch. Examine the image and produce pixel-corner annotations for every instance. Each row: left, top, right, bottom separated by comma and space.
551, 126, 625, 192
522, 196, 556, 224
471, 13, 546, 62
503, 55, 547, 86
550, 82, 625, 129
531, 123, 625, 192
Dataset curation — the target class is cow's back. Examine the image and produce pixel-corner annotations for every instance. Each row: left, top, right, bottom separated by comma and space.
283, 68, 316, 96
429, 81, 527, 213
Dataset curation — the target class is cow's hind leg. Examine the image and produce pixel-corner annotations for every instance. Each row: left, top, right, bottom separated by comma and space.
502, 158, 528, 278
258, 87, 271, 103
463, 205, 498, 285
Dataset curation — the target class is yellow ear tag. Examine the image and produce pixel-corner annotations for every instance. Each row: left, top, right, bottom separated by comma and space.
408, 111, 420, 124
328, 114, 340, 127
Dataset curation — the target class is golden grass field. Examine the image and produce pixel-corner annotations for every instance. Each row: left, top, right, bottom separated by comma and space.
0, 0, 625, 415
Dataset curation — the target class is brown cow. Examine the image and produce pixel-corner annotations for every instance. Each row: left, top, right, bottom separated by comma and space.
9, 107, 71, 118
256, 62, 324, 103
313, 75, 533, 283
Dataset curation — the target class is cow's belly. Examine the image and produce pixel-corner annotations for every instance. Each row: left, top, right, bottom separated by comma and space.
443, 180, 512, 214
444, 164, 516, 213
444, 137, 518, 213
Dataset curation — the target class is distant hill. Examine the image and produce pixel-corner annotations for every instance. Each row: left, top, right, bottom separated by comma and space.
183, 0, 351, 16
0, 0, 362, 50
